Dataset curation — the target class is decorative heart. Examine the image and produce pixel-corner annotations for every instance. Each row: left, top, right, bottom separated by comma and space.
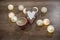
27, 11, 36, 20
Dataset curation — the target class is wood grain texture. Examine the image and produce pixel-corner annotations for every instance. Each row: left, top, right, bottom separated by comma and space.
0, 1, 60, 40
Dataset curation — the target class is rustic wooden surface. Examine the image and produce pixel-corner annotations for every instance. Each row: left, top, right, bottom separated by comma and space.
0, 1, 60, 40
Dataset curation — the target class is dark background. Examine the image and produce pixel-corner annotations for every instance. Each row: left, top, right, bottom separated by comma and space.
0, 0, 60, 40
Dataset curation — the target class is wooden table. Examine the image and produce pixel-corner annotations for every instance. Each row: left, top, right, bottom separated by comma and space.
0, 1, 60, 40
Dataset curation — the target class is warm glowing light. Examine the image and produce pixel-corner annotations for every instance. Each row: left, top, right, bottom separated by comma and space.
23, 8, 27, 14
10, 16, 17, 22
41, 7, 47, 13
36, 19, 43, 26
47, 25, 54, 33
18, 5, 24, 11
33, 7, 38, 13
43, 19, 50, 25
8, 12, 15, 18
8, 4, 14, 10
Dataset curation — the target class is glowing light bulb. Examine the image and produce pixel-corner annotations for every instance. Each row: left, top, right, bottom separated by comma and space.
8, 12, 15, 18
18, 5, 24, 11
8, 4, 14, 10
10, 16, 17, 22
33, 7, 38, 13
43, 19, 50, 25
23, 8, 27, 14
36, 19, 43, 26
41, 7, 47, 13
47, 25, 54, 33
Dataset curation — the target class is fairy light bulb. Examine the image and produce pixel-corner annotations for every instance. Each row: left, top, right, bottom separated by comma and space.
8, 12, 15, 18
8, 4, 14, 10
41, 7, 47, 13
10, 16, 17, 22
33, 7, 38, 13
36, 19, 43, 26
43, 19, 50, 25
47, 25, 54, 33
23, 8, 27, 14
18, 5, 24, 11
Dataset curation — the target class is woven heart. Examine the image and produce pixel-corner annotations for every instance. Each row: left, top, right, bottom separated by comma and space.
27, 11, 35, 20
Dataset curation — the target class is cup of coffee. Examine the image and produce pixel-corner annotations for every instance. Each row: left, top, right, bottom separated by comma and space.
16, 17, 28, 26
